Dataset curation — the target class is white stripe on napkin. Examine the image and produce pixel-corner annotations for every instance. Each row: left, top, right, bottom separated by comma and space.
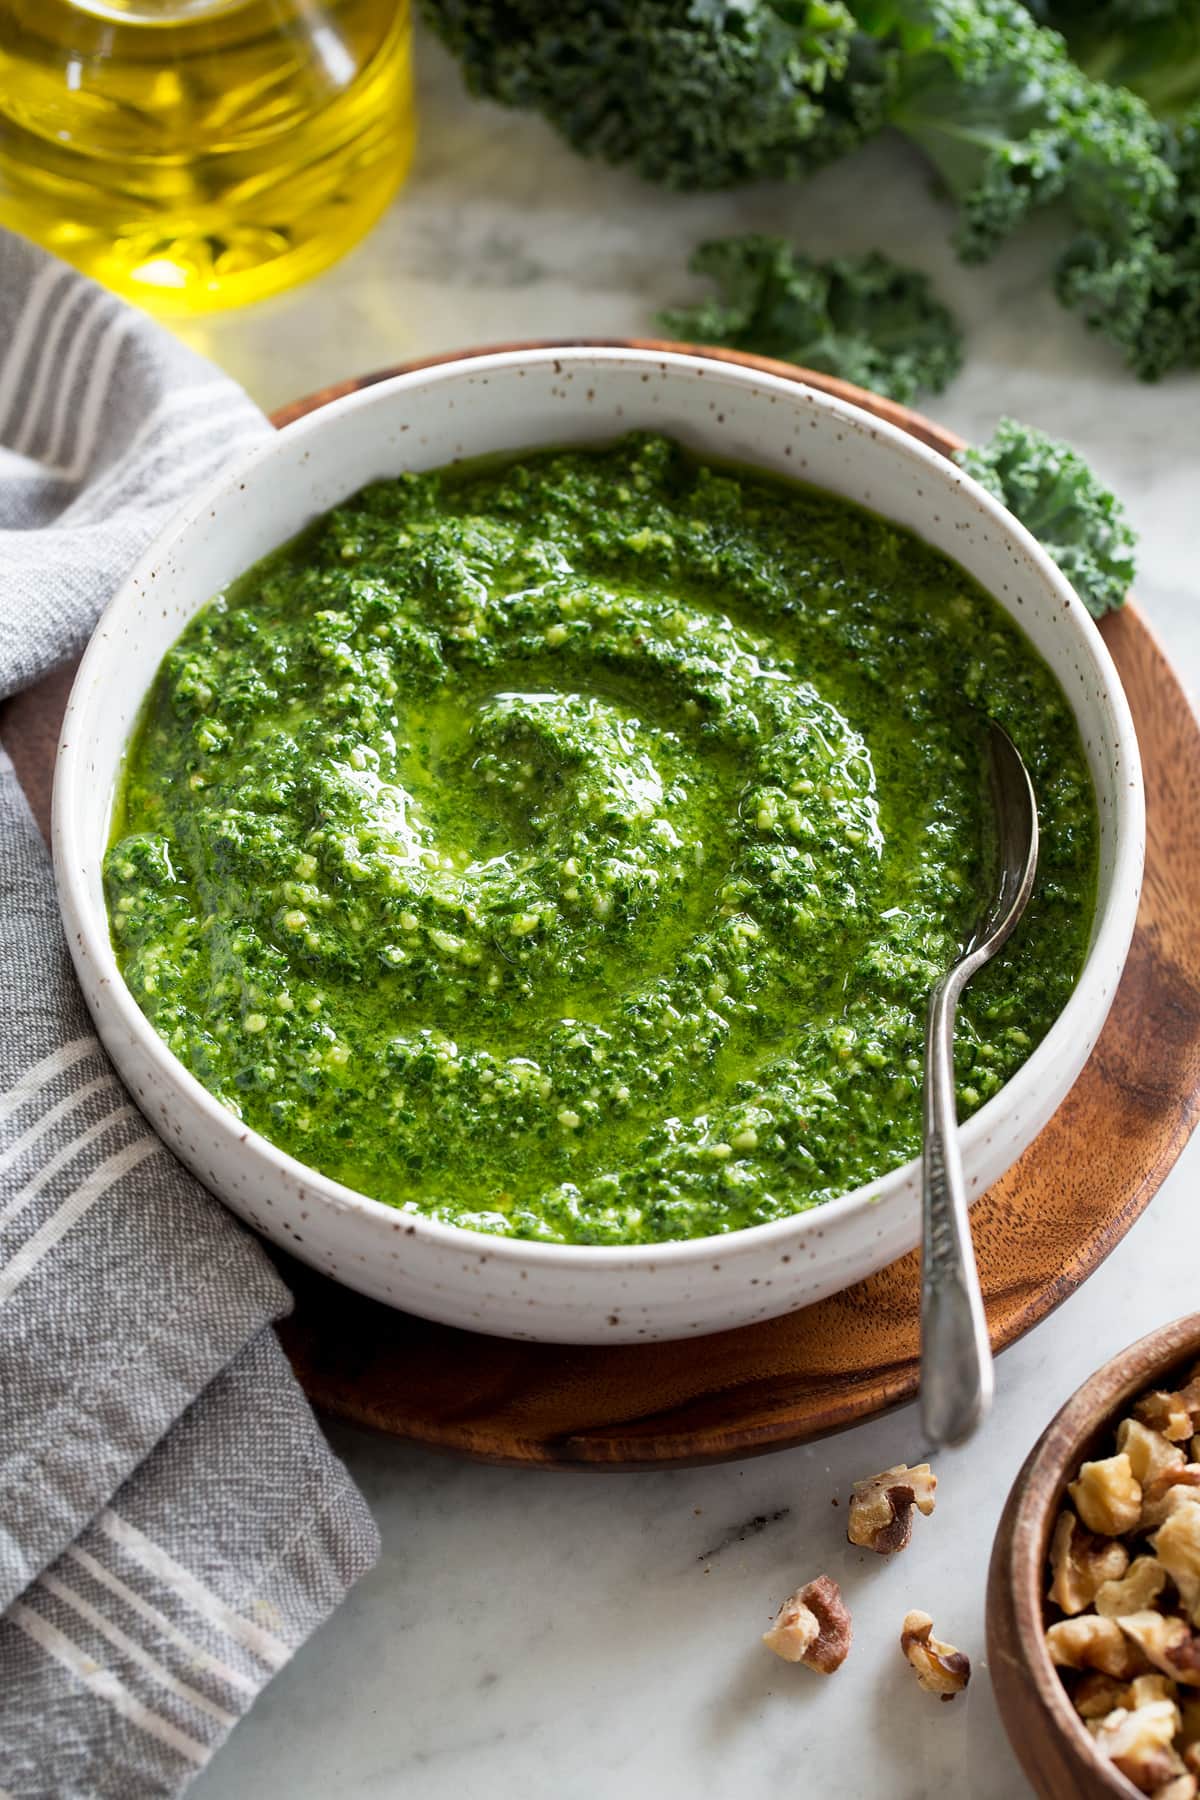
11, 1602, 209, 1766
0, 261, 72, 440
0, 1138, 160, 1305
0, 1102, 140, 1233
37, 1572, 238, 1729
0, 1075, 122, 1177
1, 1037, 100, 1119
10, 280, 85, 460
98, 1511, 291, 1669
44, 289, 109, 471
60, 383, 249, 515
60, 310, 138, 482
65, 1546, 259, 1699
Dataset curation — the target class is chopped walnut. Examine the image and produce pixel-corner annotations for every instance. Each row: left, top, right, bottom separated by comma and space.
1096, 1556, 1170, 1619
1144, 1469, 1200, 1532
1121, 1420, 1189, 1491
763, 1575, 851, 1674
1047, 1369, 1200, 1778
1049, 1510, 1130, 1615
1156, 1506, 1200, 1625
1137, 1392, 1197, 1445
1073, 1672, 1139, 1719
1119, 1613, 1200, 1689
1071, 1453, 1144, 1536
1092, 1697, 1183, 1795
899, 1610, 971, 1700
1074, 1674, 1180, 1721
1048, 1614, 1148, 1679
847, 1463, 936, 1555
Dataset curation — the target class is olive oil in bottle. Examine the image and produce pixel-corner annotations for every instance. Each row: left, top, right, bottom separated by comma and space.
0, 0, 414, 313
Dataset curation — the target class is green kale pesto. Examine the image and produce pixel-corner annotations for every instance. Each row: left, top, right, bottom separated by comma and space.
105, 433, 1098, 1245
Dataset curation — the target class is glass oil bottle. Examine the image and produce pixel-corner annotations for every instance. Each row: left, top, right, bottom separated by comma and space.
0, 0, 415, 313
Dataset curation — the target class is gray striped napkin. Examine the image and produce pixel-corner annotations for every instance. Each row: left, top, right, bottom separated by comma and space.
0, 231, 380, 1798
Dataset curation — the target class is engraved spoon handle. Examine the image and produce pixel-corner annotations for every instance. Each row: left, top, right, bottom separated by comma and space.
920, 967, 994, 1447
918, 723, 1037, 1448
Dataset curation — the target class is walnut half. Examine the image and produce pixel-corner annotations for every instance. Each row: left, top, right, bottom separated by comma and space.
900, 1610, 971, 1700
763, 1575, 852, 1674
847, 1463, 937, 1555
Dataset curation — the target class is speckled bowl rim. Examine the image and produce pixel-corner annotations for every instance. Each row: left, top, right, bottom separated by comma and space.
54, 345, 1145, 1271
988, 1313, 1200, 1797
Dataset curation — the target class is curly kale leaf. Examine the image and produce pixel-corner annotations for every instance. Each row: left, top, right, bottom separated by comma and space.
1056, 105, 1200, 380
419, 0, 895, 189
657, 235, 963, 402
957, 419, 1137, 618
848, 0, 1175, 261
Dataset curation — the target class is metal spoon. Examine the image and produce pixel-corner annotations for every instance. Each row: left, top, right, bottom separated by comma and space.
920, 722, 1039, 1448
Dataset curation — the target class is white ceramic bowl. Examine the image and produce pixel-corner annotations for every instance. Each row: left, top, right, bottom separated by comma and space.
54, 347, 1144, 1344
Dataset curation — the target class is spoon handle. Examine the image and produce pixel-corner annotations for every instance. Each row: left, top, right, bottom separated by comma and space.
920, 971, 995, 1447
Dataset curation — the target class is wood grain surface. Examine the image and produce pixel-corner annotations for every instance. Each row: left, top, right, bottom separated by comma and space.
6, 343, 1199, 1470
987, 1313, 1200, 1798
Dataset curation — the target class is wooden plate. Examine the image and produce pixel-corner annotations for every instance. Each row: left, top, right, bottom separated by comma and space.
7, 344, 1200, 1471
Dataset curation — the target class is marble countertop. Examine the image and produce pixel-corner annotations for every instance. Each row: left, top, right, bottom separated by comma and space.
181, 33, 1200, 1800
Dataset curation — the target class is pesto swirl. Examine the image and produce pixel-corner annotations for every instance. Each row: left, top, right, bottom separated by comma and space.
106, 434, 1097, 1244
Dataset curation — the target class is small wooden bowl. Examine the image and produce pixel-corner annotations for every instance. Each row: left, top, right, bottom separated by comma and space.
988, 1313, 1200, 1797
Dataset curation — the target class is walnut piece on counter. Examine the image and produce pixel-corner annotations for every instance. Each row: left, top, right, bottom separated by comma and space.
1095, 1556, 1170, 1619
1047, 1614, 1149, 1679
1049, 1509, 1131, 1615
762, 1575, 851, 1674
899, 1610, 971, 1700
1092, 1696, 1184, 1795
1070, 1452, 1144, 1536
847, 1463, 937, 1555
